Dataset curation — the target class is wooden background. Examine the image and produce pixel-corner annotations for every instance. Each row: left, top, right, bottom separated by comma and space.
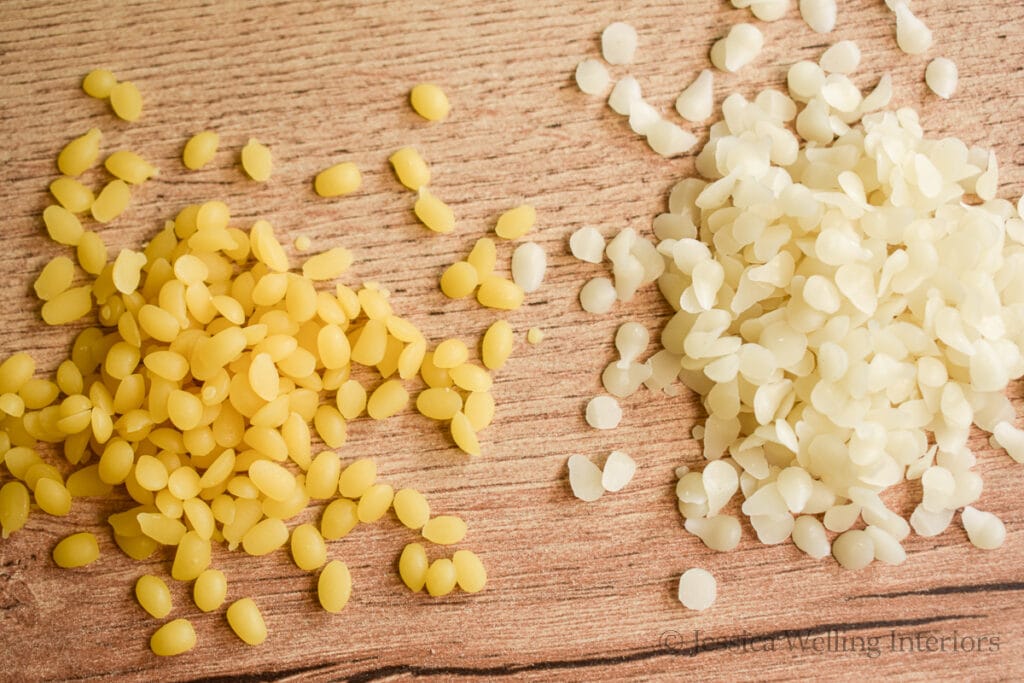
2, 0, 1024, 680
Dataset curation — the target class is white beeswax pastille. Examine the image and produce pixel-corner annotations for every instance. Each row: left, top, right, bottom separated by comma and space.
800, 0, 837, 34
575, 59, 609, 96
579, 277, 616, 314
925, 58, 958, 99
568, 455, 604, 502
608, 76, 642, 116
511, 242, 546, 293
570, 227, 606, 264
678, 568, 716, 610
602, 22, 638, 65
895, 3, 932, 55
585, 395, 622, 430
675, 70, 714, 122
601, 451, 636, 492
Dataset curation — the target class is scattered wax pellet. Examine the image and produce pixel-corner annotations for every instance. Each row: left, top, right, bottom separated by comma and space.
91, 179, 131, 223
105, 150, 158, 184
315, 162, 362, 198
453, 549, 487, 593
440, 261, 478, 299
410, 83, 451, 121
421, 515, 467, 545
135, 574, 172, 618
425, 558, 457, 597
183, 131, 219, 170
678, 568, 717, 610
495, 204, 536, 240
150, 619, 196, 657
414, 186, 455, 234
476, 276, 524, 310
52, 532, 99, 568
393, 488, 431, 530
82, 69, 116, 99
317, 560, 352, 613
50, 177, 94, 214
226, 598, 267, 646
399, 542, 429, 592
58, 128, 102, 177
389, 147, 431, 190
193, 569, 228, 612
109, 81, 143, 121
42, 205, 84, 246
241, 138, 272, 181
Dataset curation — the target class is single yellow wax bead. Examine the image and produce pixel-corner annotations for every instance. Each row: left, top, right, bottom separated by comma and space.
91, 179, 131, 223
314, 162, 362, 197
52, 531, 99, 568
388, 147, 430, 190
33, 256, 74, 301
409, 83, 451, 121
393, 488, 431, 530
356, 483, 394, 523
35, 478, 72, 516
399, 542, 429, 592
171, 530, 211, 581
476, 276, 524, 310
366, 380, 408, 420
453, 549, 487, 593
425, 558, 457, 597
450, 411, 481, 456
338, 458, 376, 499
135, 574, 172, 618
42, 205, 84, 246
291, 522, 327, 571
467, 238, 497, 281
439, 261, 478, 299
321, 498, 359, 540
495, 204, 536, 240
317, 560, 352, 613
105, 150, 158, 184
464, 391, 495, 431
57, 128, 102, 177
193, 568, 227, 612
413, 186, 455, 234
183, 130, 219, 170
433, 339, 468, 369
82, 69, 116, 99
415, 387, 463, 421
109, 81, 143, 122
241, 138, 272, 181
421, 515, 468, 545
241, 518, 289, 556
449, 363, 492, 393
226, 598, 267, 646
150, 618, 196, 656
50, 176, 94, 214
481, 319, 514, 370
0, 481, 30, 538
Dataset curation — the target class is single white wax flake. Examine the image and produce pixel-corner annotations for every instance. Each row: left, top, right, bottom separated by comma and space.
568, 454, 604, 502
678, 568, 717, 610
601, 450, 636, 492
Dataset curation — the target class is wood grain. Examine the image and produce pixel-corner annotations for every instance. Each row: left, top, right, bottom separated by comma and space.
2, 0, 1024, 680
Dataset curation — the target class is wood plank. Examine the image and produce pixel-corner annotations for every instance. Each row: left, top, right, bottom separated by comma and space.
1, 0, 1023, 680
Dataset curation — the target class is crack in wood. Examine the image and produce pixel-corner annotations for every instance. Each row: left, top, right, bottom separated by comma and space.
178, 612, 984, 682
854, 581, 1024, 600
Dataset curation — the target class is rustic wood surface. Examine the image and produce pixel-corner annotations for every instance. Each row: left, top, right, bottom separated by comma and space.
1, 1, 1024, 680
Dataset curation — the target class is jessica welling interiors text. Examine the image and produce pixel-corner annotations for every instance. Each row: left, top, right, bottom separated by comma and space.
659, 628, 1002, 658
